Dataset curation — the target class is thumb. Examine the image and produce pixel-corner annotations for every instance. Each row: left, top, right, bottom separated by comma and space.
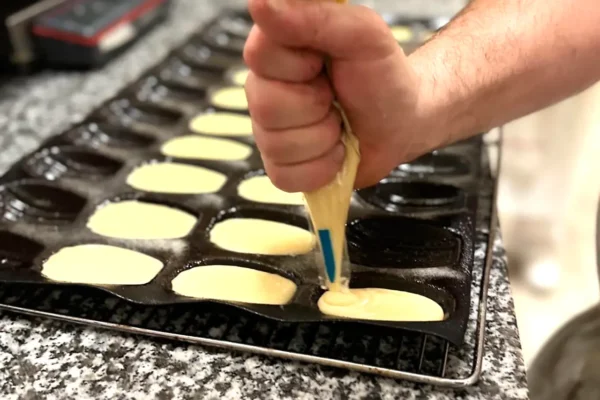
248, 0, 397, 60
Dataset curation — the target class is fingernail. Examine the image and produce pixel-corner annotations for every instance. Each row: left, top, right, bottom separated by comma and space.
267, 0, 284, 12
332, 141, 346, 164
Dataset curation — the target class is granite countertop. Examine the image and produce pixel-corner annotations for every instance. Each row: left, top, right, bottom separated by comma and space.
0, 0, 528, 398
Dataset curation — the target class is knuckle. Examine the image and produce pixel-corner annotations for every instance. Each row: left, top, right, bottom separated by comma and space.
303, 55, 324, 80
290, 50, 322, 82
243, 70, 256, 91
247, 0, 269, 22
312, 79, 333, 115
254, 129, 285, 161
264, 165, 296, 193
245, 80, 278, 127
248, 94, 277, 128
299, 91, 331, 126
305, 3, 331, 45
259, 137, 284, 161
321, 112, 342, 145
243, 29, 263, 69
361, 6, 386, 26
359, 9, 395, 44
243, 73, 257, 105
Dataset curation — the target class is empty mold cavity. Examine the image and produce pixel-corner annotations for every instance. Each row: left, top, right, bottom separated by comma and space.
63, 122, 155, 149
209, 209, 315, 256
179, 44, 241, 70
189, 111, 252, 136
358, 180, 462, 211
0, 231, 44, 269
213, 14, 252, 38
346, 216, 461, 268
161, 136, 252, 161
171, 262, 297, 305
159, 57, 223, 90
42, 244, 163, 285
237, 173, 305, 206
87, 200, 197, 240
0, 181, 86, 224
23, 146, 122, 180
105, 98, 182, 127
202, 26, 246, 53
126, 162, 227, 194
135, 75, 205, 104
209, 86, 248, 111
393, 153, 470, 176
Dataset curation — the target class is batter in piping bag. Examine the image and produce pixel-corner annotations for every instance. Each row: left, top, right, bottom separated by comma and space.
244, 0, 445, 321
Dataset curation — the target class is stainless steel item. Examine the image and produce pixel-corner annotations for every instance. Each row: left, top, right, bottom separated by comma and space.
528, 196, 600, 399
3, 0, 67, 70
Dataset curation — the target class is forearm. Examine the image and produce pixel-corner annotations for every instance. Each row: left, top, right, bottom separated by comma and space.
409, 0, 600, 145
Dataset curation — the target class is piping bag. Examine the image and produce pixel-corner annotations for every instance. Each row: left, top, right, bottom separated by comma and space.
303, 0, 360, 293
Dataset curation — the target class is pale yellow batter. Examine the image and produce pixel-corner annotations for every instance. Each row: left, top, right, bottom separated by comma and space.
210, 86, 248, 111
127, 162, 227, 194
238, 175, 305, 206
171, 265, 297, 305
42, 244, 163, 285
303, 104, 360, 291
210, 218, 315, 255
390, 25, 414, 42
88, 200, 197, 240
161, 136, 252, 161
230, 67, 249, 86
189, 112, 253, 137
318, 288, 445, 322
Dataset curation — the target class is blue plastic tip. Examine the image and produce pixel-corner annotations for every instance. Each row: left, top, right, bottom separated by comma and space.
318, 229, 336, 283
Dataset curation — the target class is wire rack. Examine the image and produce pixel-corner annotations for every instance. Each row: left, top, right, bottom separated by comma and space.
0, 131, 502, 388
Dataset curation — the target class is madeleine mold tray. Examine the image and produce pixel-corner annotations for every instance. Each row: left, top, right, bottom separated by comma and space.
0, 8, 494, 370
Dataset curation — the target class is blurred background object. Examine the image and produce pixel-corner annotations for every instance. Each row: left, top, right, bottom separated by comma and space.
350, 0, 376, 8
527, 193, 599, 400
528, 304, 600, 400
0, 0, 171, 74
525, 145, 600, 400
499, 81, 600, 367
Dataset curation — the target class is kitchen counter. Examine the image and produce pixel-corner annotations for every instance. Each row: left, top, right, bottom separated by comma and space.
0, 0, 528, 399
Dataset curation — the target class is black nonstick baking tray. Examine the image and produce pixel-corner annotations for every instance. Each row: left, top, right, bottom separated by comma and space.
0, 9, 480, 346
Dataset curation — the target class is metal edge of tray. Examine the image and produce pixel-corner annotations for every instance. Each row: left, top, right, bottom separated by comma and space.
0, 129, 503, 388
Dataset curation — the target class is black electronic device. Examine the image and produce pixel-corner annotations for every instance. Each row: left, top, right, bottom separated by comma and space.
1, 0, 171, 73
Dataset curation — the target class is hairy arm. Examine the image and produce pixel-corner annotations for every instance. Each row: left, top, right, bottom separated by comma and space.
410, 0, 600, 144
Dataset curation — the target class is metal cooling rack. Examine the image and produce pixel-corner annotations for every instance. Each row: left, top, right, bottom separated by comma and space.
0, 131, 503, 388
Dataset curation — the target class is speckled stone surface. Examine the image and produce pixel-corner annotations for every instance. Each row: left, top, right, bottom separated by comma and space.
0, 0, 528, 399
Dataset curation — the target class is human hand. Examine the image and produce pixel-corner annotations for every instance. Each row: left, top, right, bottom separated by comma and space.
244, 0, 439, 192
